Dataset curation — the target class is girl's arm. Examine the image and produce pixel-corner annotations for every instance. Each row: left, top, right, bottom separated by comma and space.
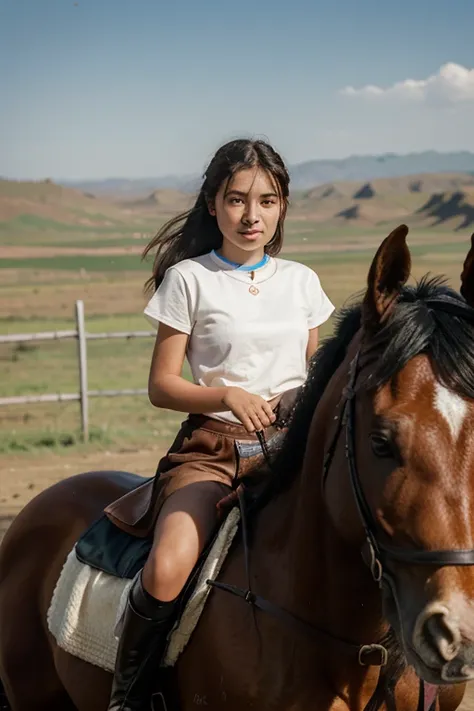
306, 327, 319, 362
148, 323, 275, 431
148, 323, 230, 413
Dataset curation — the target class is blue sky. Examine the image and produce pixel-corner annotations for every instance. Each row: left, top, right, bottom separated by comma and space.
2, 0, 474, 179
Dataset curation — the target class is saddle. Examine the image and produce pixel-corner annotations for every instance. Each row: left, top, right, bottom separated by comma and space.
76, 429, 284, 579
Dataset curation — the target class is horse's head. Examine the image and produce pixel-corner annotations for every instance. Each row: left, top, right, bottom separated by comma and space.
326, 226, 474, 684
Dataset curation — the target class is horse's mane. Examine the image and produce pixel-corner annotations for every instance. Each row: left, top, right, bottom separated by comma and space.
261, 274, 474, 501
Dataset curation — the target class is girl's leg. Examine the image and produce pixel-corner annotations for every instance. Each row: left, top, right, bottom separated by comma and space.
142, 481, 230, 601
108, 480, 229, 711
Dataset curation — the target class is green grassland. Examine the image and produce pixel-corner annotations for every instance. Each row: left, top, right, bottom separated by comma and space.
0, 214, 471, 457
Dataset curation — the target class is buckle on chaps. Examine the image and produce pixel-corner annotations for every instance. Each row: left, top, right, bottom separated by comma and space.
358, 644, 388, 667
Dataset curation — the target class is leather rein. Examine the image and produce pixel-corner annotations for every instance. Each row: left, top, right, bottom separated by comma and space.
206, 349, 464, 710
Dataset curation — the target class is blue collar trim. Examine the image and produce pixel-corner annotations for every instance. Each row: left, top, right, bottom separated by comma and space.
211, 249, 270, 272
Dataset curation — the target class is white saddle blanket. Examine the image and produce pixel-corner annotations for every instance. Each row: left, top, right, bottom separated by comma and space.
47, 507, 240, 673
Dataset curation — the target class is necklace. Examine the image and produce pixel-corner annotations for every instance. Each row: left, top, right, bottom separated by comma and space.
211, 250, 269, 295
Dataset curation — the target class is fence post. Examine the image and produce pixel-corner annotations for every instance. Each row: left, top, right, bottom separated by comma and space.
75, 299, 89, 442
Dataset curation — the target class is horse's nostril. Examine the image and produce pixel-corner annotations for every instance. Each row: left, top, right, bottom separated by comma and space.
439, 636, 460, 662
423, 612, 461, 662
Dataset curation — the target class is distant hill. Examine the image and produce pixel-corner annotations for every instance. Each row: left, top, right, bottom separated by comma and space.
62, 175, 199, 198
290, 172, 474, 231
122, 189, 193, 213
60, 150, 474, 196
0, 178, 162, 228
299, 173, 474, 201
0, 178, 111, 224
289, 151, 474, 190
3, 172, 474, 234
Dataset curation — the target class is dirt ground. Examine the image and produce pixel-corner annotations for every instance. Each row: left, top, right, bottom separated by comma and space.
0, 447, 161, 540
0, 450, 473, 708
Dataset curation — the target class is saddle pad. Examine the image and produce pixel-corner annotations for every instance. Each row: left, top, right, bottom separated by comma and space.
47, 507, 241, 673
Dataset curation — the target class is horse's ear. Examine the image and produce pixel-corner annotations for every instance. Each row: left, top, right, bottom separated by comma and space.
460, 233, 474, 307
363, 224, 411, 327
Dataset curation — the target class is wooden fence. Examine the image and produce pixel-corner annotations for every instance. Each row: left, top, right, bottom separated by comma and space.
0, 300, 155, 441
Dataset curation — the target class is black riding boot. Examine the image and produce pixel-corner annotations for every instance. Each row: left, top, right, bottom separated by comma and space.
108, 572, 178, 711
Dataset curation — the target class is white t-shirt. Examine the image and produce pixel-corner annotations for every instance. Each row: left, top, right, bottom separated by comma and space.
144, 251, 335, 423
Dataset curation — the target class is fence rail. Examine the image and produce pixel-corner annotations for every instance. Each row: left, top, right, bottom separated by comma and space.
0, 300, 155, 441
0, 330, 78, 344
0, 329, 154, 344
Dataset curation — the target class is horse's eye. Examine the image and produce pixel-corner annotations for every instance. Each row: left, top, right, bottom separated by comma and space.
370, 432, 393, 458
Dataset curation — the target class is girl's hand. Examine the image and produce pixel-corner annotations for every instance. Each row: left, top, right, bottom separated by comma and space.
222, 387, 276, 433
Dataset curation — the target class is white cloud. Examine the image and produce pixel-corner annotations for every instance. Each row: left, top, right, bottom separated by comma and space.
340, 63, 474, 106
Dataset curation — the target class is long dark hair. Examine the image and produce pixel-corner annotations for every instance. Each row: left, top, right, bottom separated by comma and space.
142, 138, 290, 293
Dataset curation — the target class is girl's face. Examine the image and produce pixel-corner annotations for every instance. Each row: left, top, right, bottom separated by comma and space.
210, 167, 282, 261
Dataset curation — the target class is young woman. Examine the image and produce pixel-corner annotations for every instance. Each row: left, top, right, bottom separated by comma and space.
106, 138, 334, 711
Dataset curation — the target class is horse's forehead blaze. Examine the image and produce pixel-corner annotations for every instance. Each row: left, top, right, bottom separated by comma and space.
433, 382, 468, 441
373, 357, 471, 441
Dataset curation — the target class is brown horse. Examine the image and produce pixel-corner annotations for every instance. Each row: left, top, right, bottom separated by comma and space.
1, 225, 474, 711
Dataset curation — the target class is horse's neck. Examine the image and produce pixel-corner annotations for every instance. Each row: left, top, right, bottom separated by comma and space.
254, 362, 386, 650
